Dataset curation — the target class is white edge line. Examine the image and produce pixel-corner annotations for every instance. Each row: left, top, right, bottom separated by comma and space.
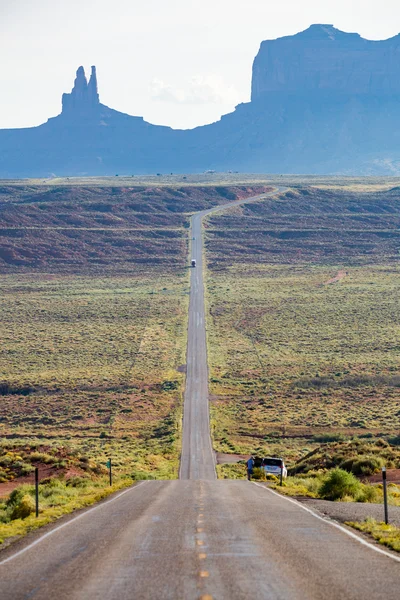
252, 482, 400, 563
0, 481, 148, 566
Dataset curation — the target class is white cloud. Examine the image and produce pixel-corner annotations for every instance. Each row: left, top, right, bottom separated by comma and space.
150, 75, 239, 106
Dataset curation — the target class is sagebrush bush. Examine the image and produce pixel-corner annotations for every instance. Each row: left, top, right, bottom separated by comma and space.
251, 467, 266, 481
6, 486, 31, 508
357, 485, 380, 503
340, 456, 383, 476
10, 494, 35, 520
319, 468, 362, 501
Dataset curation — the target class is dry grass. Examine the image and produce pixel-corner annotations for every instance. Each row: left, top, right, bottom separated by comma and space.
205, 186, 400, 466
347, 519, 400, 553
0, 270, 189, 480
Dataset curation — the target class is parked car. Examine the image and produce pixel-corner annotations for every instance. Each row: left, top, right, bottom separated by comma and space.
262, 457, 287, 479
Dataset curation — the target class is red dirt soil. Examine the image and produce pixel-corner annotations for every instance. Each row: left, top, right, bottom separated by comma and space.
0, 464, 85, 498
363, 469, 400, 485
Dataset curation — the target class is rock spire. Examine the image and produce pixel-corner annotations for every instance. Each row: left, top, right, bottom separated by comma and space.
88, 66, 99, 106
62, 66, 100, 116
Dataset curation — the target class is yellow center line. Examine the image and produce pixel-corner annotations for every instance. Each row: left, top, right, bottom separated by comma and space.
199, 571, 209, 578
198, 553, 207, 560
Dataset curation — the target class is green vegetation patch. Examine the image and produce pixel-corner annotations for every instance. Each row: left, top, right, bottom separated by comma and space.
273, 469, 400, 505
0, 476, 134, 545
347, 519, 400, 553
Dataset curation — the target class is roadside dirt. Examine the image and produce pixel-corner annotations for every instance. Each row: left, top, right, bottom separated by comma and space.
363, 469, 400, 484
216, 453, 247, 464
0, 464, 84, 498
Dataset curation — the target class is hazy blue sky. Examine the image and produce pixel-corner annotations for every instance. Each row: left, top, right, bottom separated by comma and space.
1, 0, 399, 130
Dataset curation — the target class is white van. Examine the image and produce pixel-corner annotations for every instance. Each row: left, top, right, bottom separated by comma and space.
262, 457, 287, 479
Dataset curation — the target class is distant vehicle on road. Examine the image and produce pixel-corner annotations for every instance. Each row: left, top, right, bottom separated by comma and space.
191, 259, 196, 267
262, 457, 287, 479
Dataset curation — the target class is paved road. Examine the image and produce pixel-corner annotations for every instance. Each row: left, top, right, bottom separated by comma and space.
180, 189, 286, 479
2, 186, 400, 599
1, 480, 399, 599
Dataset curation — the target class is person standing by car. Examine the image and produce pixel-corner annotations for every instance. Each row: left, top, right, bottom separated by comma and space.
246, 456, 254, 480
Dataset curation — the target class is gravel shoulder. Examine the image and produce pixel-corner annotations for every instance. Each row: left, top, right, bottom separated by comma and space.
297, 497, 400, 527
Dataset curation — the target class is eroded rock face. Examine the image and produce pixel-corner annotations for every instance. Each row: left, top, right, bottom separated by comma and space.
62, 66, 100, 116
251, 24, 400, 100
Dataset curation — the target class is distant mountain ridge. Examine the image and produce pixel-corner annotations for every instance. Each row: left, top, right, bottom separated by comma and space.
2, 24, 400, 177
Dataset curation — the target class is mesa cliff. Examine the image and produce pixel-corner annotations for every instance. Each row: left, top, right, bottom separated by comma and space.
1, 24, 400, 177
252, 24, 400, 98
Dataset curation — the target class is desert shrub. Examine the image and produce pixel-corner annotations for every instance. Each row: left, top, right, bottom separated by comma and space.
6, 486, 30, 508
161, 380, 178, 391
18, 462, 35, 476
41, 477, 65, 488
0, 382, 34, 396
353, 457, 384, 476
273, 476, 321, 497
294, 375, 400, 390
319, 468, 362, 501
66, 476, 90, 488
340, 456, 383, 476
216, 464, 247, 479
251, 467, 266, 481
313, 433, 348, 443
10, 495, 35, 520
375, 439, 390, 448
4, 486, 36, 520
131, 470, 155, 480
388, 435, 400, 446
357, 485, 381, 503
29, 451, 56, 464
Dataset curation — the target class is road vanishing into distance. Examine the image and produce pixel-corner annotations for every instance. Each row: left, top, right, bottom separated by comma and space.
180, 190, 281, 479
1, 188, 400, 599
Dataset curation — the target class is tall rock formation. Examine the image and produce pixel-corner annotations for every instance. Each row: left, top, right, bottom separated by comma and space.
62, 66, 100, 116
251, 24, 400, 98
87, 66, 99, 107
2, 25, 400, 177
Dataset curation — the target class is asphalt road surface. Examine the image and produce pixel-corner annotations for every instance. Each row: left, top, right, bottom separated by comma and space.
180, 190, 286, 480
1, 480, 399, 599
1, 187, 400, 599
